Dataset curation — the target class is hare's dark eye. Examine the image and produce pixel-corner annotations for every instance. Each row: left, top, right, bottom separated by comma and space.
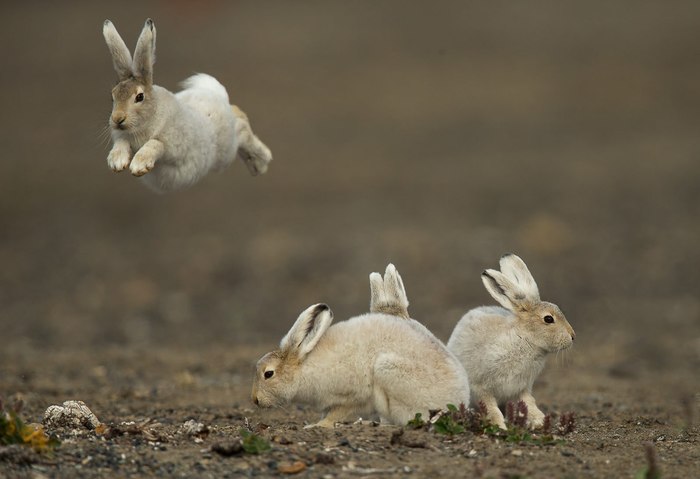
544, 315, 554, 324
264, 370, 274, 379
135, 93, 144, 103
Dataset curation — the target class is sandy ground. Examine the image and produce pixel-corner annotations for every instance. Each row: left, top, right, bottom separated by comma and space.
1, 1, 699, 477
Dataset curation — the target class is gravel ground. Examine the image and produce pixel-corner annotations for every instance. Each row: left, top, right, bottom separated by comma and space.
1, 1, 699, 477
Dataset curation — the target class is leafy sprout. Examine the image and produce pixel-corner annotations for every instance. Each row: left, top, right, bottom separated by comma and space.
0, 397, 60, 452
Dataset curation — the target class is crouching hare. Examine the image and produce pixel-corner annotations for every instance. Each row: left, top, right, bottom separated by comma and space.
103, 19, 272, 192
447, 254, 575, 430
252, 303, 470, 428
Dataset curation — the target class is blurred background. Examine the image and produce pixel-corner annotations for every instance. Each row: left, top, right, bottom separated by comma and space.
0, 2, 698, 402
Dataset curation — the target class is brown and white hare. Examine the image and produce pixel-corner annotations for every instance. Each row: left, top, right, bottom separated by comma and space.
103, 19, 271, 192
447, 254, 575, 429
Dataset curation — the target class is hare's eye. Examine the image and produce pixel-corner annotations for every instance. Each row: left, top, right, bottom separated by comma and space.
264, 370, 274, 379
544, 315, 554, 324
135, 93, 144, 103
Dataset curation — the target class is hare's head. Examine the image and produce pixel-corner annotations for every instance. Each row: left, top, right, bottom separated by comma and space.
103, 19, 157, 132
252, 304, 333, 408
481, 254, 575, 353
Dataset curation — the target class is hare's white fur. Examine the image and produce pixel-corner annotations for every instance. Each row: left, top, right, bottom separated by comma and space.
252, 304, 470, 428
369, 263, 410, 319
447, 254, 575, 430
103, 19, 271, 193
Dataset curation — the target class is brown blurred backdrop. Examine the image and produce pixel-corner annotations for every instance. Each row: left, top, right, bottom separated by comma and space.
0, 2, 698, 397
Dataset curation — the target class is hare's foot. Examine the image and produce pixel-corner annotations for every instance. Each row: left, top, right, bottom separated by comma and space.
480, 395, 507, 430
519, 391, 545, 429
237, 144, 272, 176
107, 140, 132, 172
130, 139, 164, 177
232, 105, 273, 176
304, 407, 354, 429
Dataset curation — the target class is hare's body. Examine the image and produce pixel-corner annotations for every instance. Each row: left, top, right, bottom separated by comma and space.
111, 75, 242, 191
296, 314, 469, 425
103, 20, 271, 193
449, 306, 546, 404
447, 254, 575, 430
253, 305, 470, 428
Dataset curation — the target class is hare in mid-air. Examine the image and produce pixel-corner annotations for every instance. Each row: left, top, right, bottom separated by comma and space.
447, 254, 575, 429
103, 19, 272, 193
251, 297, 470, 427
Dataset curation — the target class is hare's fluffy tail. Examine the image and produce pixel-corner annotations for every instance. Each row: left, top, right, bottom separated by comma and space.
181, 73, 229, 102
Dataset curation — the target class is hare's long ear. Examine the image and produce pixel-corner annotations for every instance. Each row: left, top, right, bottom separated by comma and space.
498, 253, 540, 301
280, 304, 333, 360
481, 269, 524, 311
103, 20, 133, 80
370, 264, 410, 319
132, 18, 156, 85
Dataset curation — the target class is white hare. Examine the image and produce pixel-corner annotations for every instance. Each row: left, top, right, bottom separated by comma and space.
252, 302, 470, 428
447, 254, 575, 429
103, 19, 272, 193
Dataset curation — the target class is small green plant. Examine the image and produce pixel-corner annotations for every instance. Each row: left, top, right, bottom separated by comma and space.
406, 400, 575, 446
239, 428, 271, 454
407, 412, 425, 429
0, 398, 60, 452
432, 404, 465, 435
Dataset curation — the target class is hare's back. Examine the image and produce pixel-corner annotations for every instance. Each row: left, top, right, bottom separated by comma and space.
177, 74, 235, 127
177, 74, 237, 165
329, 314, 463, 372
447, 306, 516, 358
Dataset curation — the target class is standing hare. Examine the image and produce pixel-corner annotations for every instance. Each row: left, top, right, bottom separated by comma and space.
447, 254, 575, 429
103, 19, 271, 192
252, 301, 470, 428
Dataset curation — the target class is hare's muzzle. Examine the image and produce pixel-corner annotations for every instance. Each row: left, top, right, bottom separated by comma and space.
111, 113, 127, 129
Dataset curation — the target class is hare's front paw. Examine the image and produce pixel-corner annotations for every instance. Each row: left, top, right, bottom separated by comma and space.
130, 152, 156, 177
107, 145, 131, 172
527, 410, 545, 430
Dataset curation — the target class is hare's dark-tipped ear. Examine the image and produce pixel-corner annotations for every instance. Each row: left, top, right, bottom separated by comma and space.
370, 263, 410, 319
103, 20, 133, 80
280, 304, 333, 360
481, 269, 522, 311
132, 18, 156, 85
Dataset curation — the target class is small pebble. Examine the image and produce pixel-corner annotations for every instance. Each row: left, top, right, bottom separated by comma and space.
43, 401, 100, 430
278, 460, 307, 474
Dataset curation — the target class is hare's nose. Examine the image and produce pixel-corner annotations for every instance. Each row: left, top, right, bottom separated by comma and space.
253, 397, 259, 406
112, 114, 126, 125
570, 331, 576, 341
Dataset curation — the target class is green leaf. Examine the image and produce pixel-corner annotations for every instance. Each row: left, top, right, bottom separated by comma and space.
239, 428, 271, 454
407, 413, 425, 429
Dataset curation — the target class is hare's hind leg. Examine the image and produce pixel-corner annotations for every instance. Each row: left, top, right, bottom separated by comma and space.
372, 353, 429, 425
231, 105, 272, 176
